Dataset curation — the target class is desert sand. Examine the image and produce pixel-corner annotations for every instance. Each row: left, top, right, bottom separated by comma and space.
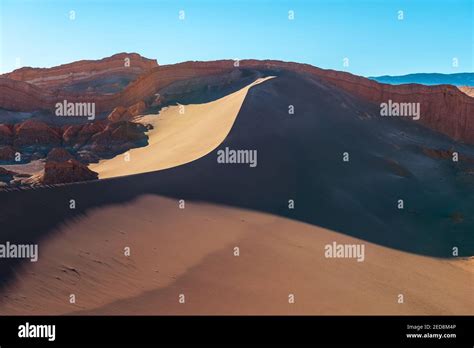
89, 77, 274, 179
0, 194, 472, 315
1, 69, 472, 316
459, 86, 474, 98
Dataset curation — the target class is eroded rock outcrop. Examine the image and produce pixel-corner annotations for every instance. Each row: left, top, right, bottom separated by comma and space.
13, 120, 61, 147
47, 147, 74, 162
1, 116, 148, 156
86, 121, 149, 157
0, 116, 151, 185
2, 53, 158, 91
42, 147, 97, 184
0, 124, 14, 144
127, 101, 147, 117
107, 101, 147, 122
62, 121, 107, 147
42, 158, 98, 184
0, 145, 17, 162
107, 106, 129, 122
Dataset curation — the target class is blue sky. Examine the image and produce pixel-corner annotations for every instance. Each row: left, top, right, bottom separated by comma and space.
0, 0, 472, 76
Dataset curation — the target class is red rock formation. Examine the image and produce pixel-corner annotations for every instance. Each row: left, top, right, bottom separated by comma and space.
0, 116, 148, 174
42, 159, 98, 184
2, 53, 158, 91
0, 145, 16, 161
107, 106, 129, 122
62, 121, 107, 147
0, 78, 50, 111
0, 124, 14, 144
47, 147, 73, 162
13, 120, 62, 147
305, 67, 474, 145
87, 121, 148, 155
43, 147, 97, 184
1, 57, 473, 144
127, 101, 146, 117
106, 121, 147, 142
0, 60, 234, 113
107, 101, 146, 122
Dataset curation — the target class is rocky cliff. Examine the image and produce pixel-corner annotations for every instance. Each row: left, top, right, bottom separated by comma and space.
0, 61, 233, 113
0, 56, 473, 144
2, 53, 158, 91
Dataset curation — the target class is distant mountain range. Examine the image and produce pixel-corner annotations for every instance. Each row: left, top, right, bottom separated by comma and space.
370, 73, 474, 86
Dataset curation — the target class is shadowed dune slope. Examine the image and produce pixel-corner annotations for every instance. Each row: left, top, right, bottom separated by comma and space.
0, 195, 471, 315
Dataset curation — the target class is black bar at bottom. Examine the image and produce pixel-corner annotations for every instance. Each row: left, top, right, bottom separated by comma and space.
0, 316, 472, 346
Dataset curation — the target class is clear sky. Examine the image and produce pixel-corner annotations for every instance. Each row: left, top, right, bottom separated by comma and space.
0, 0, 472, 76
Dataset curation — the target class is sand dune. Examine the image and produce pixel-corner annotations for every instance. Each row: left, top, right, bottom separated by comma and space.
1, 70, 473, 316
89, 77, 274, 179
0, 194, 472, 315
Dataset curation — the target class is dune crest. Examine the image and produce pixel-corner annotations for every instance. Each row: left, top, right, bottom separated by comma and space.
89, 76, 274, 179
